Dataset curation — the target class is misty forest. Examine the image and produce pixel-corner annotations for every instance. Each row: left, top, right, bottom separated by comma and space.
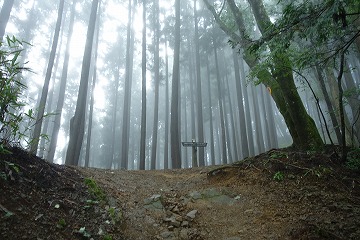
1, 0, 360, 169
2, 0, 360, 239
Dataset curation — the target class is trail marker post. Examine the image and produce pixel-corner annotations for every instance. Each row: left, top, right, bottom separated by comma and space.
182, 139, 207, 167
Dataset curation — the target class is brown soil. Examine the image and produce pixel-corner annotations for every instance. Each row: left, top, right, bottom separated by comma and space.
1, 146, 360, 239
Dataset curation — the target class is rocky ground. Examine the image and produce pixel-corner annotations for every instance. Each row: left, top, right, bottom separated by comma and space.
1, 146, 360, 239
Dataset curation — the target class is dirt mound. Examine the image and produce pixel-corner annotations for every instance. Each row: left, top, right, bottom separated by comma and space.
1, 146, 360, 239
0, 146, 123, 240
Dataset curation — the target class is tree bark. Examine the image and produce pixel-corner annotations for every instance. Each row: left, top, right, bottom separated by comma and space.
194, 0, 205, 166
213, 37, 227, 164
30, 0, 65, 155
164, 38, 170, 169
150, 0, 160, 170
238, 51, 255, 155
225, 72, 239, 161
232, 50, 249, 158
206, 56, 216, 165
65, 0, 98, 166
251, 85, 265, 154
139, 0, 147, 170
47, 0, 77, 163
188, 40, 196, 167
120, 0, 135, 169
171, 0, 181, 169
85, 4, 100, 168
314, 66, 342, 143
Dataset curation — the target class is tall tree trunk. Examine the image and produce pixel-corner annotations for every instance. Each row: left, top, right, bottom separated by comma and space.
109, 63, 121, 169
164, 38, 170, 169
213, 38, 227, 164
194, 0, 205, 166
259, 86, 271, 150
150, 0, 160, 170
251, 85, 265, 154
0, 0, 14, 41
85, 4, 100, 168
188, 40, 196, 167
262, 86, 279, 148
206, 56, 216, 165
315, 66, 342, 143
238, 51, 255, 155
120, 0, 135, 169
225, 73, 239, 161
182, 76, 189, 168
325, 67, 357, 145
30, 0, 65, 155
47, 0, 76, 163
343, 62, 360, 143
232, 50, 249, 159
84, 65, 96, 168
170, 0, 181, 169
65, 0, 98, 166
39, 17, 67, 158
222, 78, 233, 162
139, 0, 147, 170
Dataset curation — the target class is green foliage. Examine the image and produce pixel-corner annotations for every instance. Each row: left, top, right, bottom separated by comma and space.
0, 171, 6, 180
346, 148, 360, 171
5, 161, 20, 173
0, 144, 12, 154
1, 161, 20, 181
270, 151, 288, 159
83, 199, 99, 209
108, 206, 123, 224
0, 36, 32, 147
56, 218, 66, 229
84, 178, 106, 202
103, 235, 113, 240
249, 0, 360, 75
273, 171, 284, 181
304, 165, 333, 178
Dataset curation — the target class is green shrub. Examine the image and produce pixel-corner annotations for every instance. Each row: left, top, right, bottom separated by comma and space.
0, 36, 31, 149
84, 178, 106, 201
346, 148, 360, 171
273, 171, 284, 181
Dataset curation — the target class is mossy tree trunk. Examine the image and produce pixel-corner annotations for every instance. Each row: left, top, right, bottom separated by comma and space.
204, 0, 324, 151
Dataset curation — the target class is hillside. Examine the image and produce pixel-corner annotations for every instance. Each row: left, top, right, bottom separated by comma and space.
1, 146, 360, 239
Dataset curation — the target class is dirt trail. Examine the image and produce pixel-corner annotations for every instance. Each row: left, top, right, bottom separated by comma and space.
1, 147, 359, 240
80, 156, 360, 240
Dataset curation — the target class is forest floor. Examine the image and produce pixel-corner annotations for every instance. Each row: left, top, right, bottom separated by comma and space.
1, 146, 360, 240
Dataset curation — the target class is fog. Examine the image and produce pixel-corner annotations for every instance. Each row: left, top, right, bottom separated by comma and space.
2, 0, 356, 170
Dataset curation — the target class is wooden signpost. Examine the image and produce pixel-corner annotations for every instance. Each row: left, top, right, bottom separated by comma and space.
182, 139, 207, 167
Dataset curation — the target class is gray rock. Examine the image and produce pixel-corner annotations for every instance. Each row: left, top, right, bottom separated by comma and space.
170, 220, 181, 228
202, 188, 222, 198
179, 228, 190, 239
172, 205, 180, 213
181, 221, 189, 227
160, 231, 175, 238
189, 191, 202, 200
174, 214, 183, 222
186, 210, 198, 220
143, 194, 164, 210
210, 195, 235, 205
164, 215, 181, 228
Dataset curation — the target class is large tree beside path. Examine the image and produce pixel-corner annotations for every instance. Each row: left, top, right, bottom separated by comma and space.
203, 0, 324, 151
